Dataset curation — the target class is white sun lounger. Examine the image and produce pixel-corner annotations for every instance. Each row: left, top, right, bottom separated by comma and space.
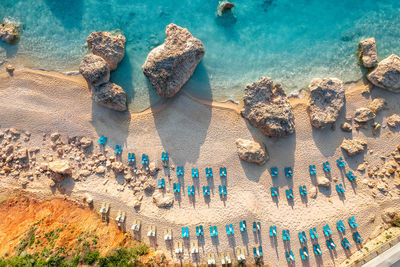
190, 240, 199, 254
236, 247, 246, 262
174, 241, 183, 254
131, 220, 141, 231
99, 202, 110, 214
147, 225, 156, 237
207, 253, 216, 265
164, 228, 172, 241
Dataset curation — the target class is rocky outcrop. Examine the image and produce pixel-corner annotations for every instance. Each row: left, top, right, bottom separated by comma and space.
341, 122, 352, 132
316, 176, 330, 187
152, 192, 174, 208
241, 77, 295, 137
0, 20, 19, 44
235, 138, 268, 165
354, 107, 376, 123
341, 138, 367, 156
387, 114, 400, 128
359, 38, 378, 68
367, 54, 400, 92
368, 98, 386, 113
79, 54, 110, 87
86, 31, 126, 71
307, 78, 345, 129
142, 23, 205, 98
92, 82, 127, 111
217, 1, 235, 15
48, 160, 72, 175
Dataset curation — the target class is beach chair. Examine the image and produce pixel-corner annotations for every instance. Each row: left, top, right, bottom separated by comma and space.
114, 145, 122, 155
236, 247, 246, 262
173, 183, 180, 193
309, 165, 317, 175
309, 227, 318, 240
337, 157, 346, 167
341, 237, 351, 250
270, 187, 278, 197
196, 225, 204, 237
226, 224, 234, 235
115, 211, 126, 227
163, 228, 172, 241
346, 171, 357, 182
240, 220, 247, 232
176, 166, 184, 176
326, 238, 336, 250
323, 161, 332, 172
141, 154, 149, 165
203, 185, 210, 196
269, 225, 277, 237
286, 250, 295, 262
348, 216, 358, 228
128, 153, 136, 164
192, 168, 199, 178
97, 136, 107, 145
253, 246, 263, 259
336, 184, 345, 194
99, 202, 110, 214
174, 241, 183, 254
161, 152, 169, 165
298, 231, 307, 243
158, 178, 165, 189
285, 167, 293, 177
353, 231, 363, 243
313, 244, 323, 255
270, 167, 278, 177
188, 185, 195, 196
337, 220, 346, 233
220, 167, 227, 177
182, 227, 189, 238
299, 185, 307, 196
286, 188, 294, 200
205, 167, 213, 178
300, 247, 309, 260
323, 225, 333, 237
253, 221, 261, 232
131, 220, 141, 232
191, 240, 199, 254
207, 253, 216, 266
220, 253, 226, 265
258, 246, 263, 257
210, 226, 218, 237
218, 185, 227, 196
282, 229, 290, 241
147, 225, 156, 237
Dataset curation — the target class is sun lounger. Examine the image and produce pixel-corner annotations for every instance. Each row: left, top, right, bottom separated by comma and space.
337, 220, 346, 233
282, 229, 290, 241
253, 221, 261, 232
191, 240, 199, 254
147, 225, 156, 237
114, 145, 122, 155
220, 167, 227, 177
99, 202, 110, 214
341, 237, 351, 250
310, 227, 318, 240
323, 225, 333, 237
115, 211, 126, 227
203, 185, 210, 196
313, 244, 323, 255
286, 188, 294, 200
240, 220, 247, 232
348, 216, 358, 228
158, 178, 165, 189
270, 167, 278, 177
323, 161, 332, 172
353, 231, 363, 243
346, 171, 357, 182
253, 246, 263, 259
226, 224, 234, 235
173, 183, 180, 193
207, 253, 216, 265
128, 153, 135, 164
131, 220, 141, 231
286, 250, 295, 262
192, 168, 199, 178
176, 166, 184, 176
218, 185, 227, 196
174, 241, 183, 254
141, 154, 149, 165
220, 253, 226, 265
326, 238, 336, 250
299, 185, 307, 196
309, 165, 317, 175
300, 247, 309, 260
336, 184, 345, 194
161, 152, 169, 164
269, 225, 277, 237
196, 225, 203, 237
298, 231, 307, 243
188, 185, 195, 196
164, 228, 172, 241
337, 157, 347, 167
182, 227, 189, 238
236, 247, 246, 262
205, 167, 213, 178
271, 187, 278, 197
97, 136, 107, 145
210, 226, 218, 237
285, 167, 293, 177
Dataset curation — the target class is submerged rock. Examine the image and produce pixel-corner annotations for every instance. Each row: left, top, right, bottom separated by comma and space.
354, 107, 376, 123
235, 138, 268, 165
86, 31, 126, 71
341, 138, 367, 156
0, 20, 19, 44
79, 54, 110, 87
241, 77, 295, 137
92, 82, 127, 111
307, 78, 345, 129
217, 1, 235, 15
142, 23, 205, 98
152, 192, 174, 208
359, 38, 378, 68
367, 54, 400, 92
387, 114, 400, 128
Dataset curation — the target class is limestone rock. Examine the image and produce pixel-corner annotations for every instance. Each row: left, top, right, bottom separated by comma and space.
316, 176, 330, 187
6, 64, 15, 73
341, 122, 352, 132
359, 38, 378, 68
95, 166, 106, 174
369, 225, 383, 239
367, 54, 400, 92
48, 160, 72, 175
86, 31, 126, 71
142, 23, 205, 98
217, 1, 235, 15
85, 193, 93, 204
0, 20, 19, 44
152, 192, 174, 208
309, 186, 317, 198
148, 162, 159, 176
50, 132, 60, 142
92, 82, 127, 111
354, 107, 376, 123
381, 208, 397, 223
241, 77, 295, 137
79, 137, 92, 149
79, 54, 110, 87
111, 161, 124, 173
235, 138, 268, 165
143, 180, 155, 192
387, 114, 400, 128
307, 78, 345, 129
368, 98, 386, 113
341, 138, 367, 156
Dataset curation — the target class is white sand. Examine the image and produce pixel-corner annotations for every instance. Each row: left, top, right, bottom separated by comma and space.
0, 70, 400, 266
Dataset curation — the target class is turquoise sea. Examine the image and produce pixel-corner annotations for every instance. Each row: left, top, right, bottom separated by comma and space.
1, 0, 400, 111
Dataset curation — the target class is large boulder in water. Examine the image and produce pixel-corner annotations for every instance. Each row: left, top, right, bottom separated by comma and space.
142, 23, 205, 98
367, 54, 400, 92
235, 138, 268, 165
86, 31, 126, 71
0, 20, 19, 44
307, 78, 345, 129
241, 77, 295, 137
92, 82, 127, 111
217, 1, 235, 15
79, 54, 110, 87
359, 38, 378, 68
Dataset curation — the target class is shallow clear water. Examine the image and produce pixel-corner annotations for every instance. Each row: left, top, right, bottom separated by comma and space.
1, 0, 400, 111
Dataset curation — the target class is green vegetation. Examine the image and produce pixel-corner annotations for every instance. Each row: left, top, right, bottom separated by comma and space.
97, 243, 148, 267
391, 214, 400, 227
386, 234, 393, 240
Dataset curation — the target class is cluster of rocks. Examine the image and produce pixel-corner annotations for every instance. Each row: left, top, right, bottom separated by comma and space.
0, 19, 19, 44
142, 23, 205, 98
79, 31, 127, 111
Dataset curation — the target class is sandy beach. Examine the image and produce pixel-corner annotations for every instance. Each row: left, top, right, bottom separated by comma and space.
0, 69, 400, 266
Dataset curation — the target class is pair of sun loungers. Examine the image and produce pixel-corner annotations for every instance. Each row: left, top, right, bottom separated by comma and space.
115, 210, 126, 227
176, 166, 184, 176
114, 145, 122, 155
158, 178, 165, 189
282, 229, 290, 241
336, 183, 345, 194
226, 224, 234, 235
